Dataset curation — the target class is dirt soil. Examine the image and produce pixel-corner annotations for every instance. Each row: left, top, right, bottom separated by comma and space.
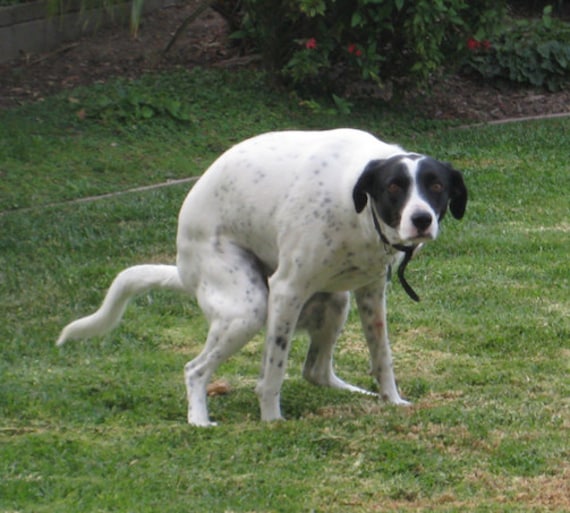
1, 1, 569, 122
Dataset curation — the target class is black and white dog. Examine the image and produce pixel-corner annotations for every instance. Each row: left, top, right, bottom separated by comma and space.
57, 129, 467, 426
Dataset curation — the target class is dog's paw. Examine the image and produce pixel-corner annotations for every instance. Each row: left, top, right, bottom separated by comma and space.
381, 394, 412, 407
187, 411, 218, 427
262, 415, 286, 423
260, 409, 285, 423
188, 418, 218, 428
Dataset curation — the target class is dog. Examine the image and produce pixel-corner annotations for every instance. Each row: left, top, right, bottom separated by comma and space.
57, 128, 467, 426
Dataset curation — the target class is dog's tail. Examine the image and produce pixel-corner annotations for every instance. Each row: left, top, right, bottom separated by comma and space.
56, 264, 185, 346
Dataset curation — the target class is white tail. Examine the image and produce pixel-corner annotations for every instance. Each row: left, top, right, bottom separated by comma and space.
56, 264, 185, 346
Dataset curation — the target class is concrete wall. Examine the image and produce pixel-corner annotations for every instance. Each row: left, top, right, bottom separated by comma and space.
0, 0, 170, 63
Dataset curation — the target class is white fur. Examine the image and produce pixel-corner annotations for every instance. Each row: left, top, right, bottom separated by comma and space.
398, 157, 439, 242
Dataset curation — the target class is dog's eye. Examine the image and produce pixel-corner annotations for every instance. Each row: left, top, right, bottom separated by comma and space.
387, 183, 402, 194
430, 183, 444, 193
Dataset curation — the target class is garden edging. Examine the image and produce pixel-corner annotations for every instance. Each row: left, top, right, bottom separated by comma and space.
0, 0, 176, 64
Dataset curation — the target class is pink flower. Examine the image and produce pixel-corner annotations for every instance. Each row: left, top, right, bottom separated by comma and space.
481, 39, 492, 50
305, 38, 317, 50
348, 43, 362, 57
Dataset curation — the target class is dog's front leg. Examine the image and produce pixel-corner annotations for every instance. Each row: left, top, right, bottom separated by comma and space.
256, 279, 305, 422
355, 279, 410, 405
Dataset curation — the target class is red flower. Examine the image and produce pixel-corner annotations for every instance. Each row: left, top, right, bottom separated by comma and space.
348, 43, 362, 57
467, 37, 492, 52
467, 38, 480, 51
305, 38, 317, 50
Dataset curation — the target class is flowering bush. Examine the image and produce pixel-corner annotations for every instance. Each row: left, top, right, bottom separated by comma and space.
464, 6, 570, 91
236, 0, 505, 96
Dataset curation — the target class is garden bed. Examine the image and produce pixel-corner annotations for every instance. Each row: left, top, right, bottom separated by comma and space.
0, 0, 569, 121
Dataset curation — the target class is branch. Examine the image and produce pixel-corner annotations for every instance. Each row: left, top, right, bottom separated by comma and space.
163, 0, 214, 54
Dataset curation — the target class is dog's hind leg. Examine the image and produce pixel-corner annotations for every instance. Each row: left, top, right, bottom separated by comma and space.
300, 292, 376, 396
184, 316, 263, 426
181, 248, 268, 427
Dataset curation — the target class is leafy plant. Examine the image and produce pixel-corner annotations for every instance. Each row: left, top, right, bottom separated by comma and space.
76, 80, 194, 124
464, 6, 570, 91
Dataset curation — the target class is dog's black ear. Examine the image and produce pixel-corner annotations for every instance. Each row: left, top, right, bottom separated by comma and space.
353, 160, 383, 213
448, 166, 468, 220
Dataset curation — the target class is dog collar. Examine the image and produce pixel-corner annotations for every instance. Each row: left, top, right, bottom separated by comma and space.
370, 206, 420, 302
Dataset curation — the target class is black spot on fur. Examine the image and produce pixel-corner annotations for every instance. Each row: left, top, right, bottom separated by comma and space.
275, 336, 288, 351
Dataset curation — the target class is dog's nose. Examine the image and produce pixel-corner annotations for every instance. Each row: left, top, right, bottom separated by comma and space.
411, 212, 433, 232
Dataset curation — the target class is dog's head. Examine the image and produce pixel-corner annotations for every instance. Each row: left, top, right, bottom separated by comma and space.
352, 154, 467, 245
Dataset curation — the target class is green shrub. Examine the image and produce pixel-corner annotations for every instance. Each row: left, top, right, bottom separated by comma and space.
464, 6, 570, 91
235, 0, 505, 95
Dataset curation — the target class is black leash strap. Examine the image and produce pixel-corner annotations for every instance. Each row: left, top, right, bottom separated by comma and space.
396, 247, 420, 302
370, 206, 420, 302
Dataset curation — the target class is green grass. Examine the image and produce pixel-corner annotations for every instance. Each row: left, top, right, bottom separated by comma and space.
1, 68, 569, 512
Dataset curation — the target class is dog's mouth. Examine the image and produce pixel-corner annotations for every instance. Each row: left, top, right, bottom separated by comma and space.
409, 233, 434, 243
397, 232, 434, 246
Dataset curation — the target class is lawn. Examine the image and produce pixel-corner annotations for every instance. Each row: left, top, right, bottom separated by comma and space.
1, 68, 569, 512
